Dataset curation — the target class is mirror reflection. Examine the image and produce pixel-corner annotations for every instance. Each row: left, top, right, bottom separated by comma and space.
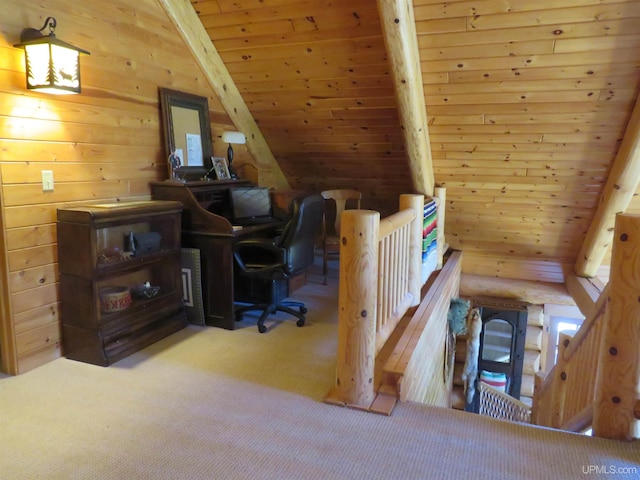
170, 105, 204, 166
482, 318, 513, 363
159, 87, 213, 179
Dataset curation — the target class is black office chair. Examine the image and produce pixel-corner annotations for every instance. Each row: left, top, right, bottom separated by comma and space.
233, 194, 323, 333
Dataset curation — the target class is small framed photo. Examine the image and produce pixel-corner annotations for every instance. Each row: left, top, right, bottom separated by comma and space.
211, 156, 230, 180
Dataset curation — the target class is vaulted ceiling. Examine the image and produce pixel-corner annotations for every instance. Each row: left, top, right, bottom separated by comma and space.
180, 0, 640, 283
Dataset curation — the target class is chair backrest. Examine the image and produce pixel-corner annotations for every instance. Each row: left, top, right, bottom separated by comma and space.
321, 189, 362, 235
277, 194, 324, 276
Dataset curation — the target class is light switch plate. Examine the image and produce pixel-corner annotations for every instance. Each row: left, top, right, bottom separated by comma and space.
42, 170, 54, 192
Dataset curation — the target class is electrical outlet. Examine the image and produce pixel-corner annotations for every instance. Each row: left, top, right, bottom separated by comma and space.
42, 170, 54, 192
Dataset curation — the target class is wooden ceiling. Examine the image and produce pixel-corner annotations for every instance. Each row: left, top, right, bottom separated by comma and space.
187, 0, 640, 282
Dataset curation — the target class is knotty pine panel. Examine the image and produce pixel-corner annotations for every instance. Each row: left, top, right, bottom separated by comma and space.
421, 48, 640, 73
461, 253, 569, 284
431, 141, 616, 154
449, 63, 640, 84
5, 225, 56, 251
262, 125, 406, 138
2, 182, 132, 207
439, 151, 612, 164
14, 304, 59, 336
225, 58, 391, 82
437, 174, 605, 189
218, 38, 387, 65
201, 3, 382, 37
436, 167, 607, 180
426, 89, 616, 106
556, 33, 640, 54
450, 237, 579, 261
245, 94, 398, 112
426, 101, 631, 116
1, 162, 165, 184
239, 75, 395, 95
202, 1, 376, 27
466, 3, 640, 31
421, 39, 555, 61
429, 75, 640, 95
9, 264, 58, 295
0, 116, 159, 147
418, 18, 640, 47
17, 344, 61, 375
4, 205, 59, 230
8, 245, 57, 273
15, 320, 61, 359
12, 284, 59, 317
214, 22, 387, 52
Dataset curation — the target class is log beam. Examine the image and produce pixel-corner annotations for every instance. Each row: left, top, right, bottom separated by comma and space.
158, 0, 289, 190
564, 273, 603, 320
575, 94, 640, 277
377, 0, 434, 197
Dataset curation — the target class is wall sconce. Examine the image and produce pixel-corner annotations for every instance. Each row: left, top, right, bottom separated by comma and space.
222, 131, 246, 180
13, 17, 90, 95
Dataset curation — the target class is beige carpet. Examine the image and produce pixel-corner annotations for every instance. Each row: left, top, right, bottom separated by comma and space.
1, 259, 639, 479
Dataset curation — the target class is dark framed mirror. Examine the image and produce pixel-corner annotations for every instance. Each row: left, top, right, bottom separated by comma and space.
159, 87, 214, 180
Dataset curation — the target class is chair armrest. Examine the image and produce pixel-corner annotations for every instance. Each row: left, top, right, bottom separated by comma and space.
233, 240, 286, 275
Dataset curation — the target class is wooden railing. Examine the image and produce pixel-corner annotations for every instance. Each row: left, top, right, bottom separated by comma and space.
532, 285, 608, 431
324, 194, 425, 411
375, 200, 423, 353
534, 213, 640, 441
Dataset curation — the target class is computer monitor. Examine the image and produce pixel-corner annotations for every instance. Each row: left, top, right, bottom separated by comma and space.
230, 187, 273, 223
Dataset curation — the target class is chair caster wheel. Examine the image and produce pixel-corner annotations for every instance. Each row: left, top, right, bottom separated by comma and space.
258, 324, 267, 333
300, 306, 308, 314
296, 318, 305, 327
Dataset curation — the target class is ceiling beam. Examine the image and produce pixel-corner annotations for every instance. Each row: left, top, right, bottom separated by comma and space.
158, 0, 289, 190
575, 93, 640, 277
377, 0, 434, 197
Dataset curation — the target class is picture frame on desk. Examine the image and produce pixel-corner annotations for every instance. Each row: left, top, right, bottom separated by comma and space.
211, 156, 231, 180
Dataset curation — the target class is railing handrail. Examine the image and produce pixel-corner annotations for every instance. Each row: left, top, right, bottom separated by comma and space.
563, 283, 609, 362
379, 208, 415, 240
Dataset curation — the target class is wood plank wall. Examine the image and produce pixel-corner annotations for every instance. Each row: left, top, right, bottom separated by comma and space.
0, 0, 243, 374
188, 0, 640, 283
415, 0, 640, 277
192, 0, 415, 215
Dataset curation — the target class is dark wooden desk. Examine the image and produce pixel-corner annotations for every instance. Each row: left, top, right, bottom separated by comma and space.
150, 180, 286, 329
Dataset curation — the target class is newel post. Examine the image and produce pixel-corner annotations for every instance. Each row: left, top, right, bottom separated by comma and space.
399, 194, 424, 306
330, 209, 380, 409
593, 213, 640, 440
